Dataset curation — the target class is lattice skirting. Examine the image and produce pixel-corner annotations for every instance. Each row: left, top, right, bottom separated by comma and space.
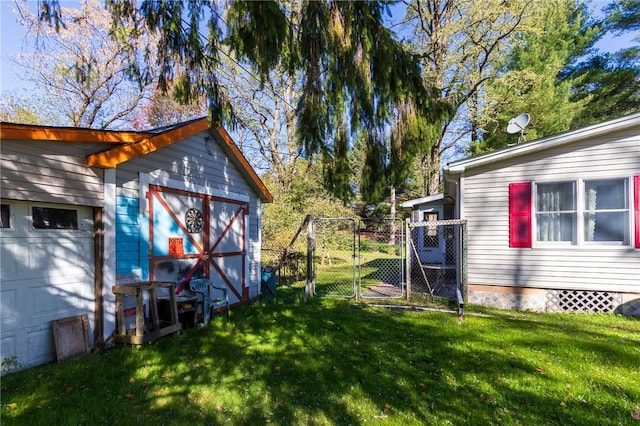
468, 286, 640, 316
545, 290, 622, 313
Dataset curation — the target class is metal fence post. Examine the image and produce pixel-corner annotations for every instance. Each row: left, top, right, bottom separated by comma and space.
405, 218, 411, 301
304, 215, 315, 302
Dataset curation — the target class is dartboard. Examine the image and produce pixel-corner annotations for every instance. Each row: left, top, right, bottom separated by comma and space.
185, 208, 203, 233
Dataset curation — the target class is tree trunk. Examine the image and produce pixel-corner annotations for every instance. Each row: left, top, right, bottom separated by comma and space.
420, 146, 442, 196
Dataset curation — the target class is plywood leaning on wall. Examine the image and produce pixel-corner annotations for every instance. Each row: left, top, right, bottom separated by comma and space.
51, 314, 91, 363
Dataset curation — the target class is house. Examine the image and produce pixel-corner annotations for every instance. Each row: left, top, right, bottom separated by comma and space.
0, 118, 273, 371
437, 112, 639, 315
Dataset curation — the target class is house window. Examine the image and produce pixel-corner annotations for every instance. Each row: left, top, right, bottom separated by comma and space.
531, 178, 631, 246
423, 212, 439, 247
583, 179, 629, 244
1, 204, 10, 229
32, 206, 78, 230
536, 182, 576, 243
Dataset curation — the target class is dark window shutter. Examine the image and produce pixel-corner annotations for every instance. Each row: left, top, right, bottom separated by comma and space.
635, 175, 640, 249
509, 182, 532, 248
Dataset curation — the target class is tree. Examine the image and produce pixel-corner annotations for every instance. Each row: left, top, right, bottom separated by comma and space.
471, 0, 600, 154
216, 51, 305, 193
10, 0, 157, 129
0, 95, 47, 125
399, 0, 530, 195
35, 0, 444, 202
564, 0, 640, 127
132, 83, 207, 130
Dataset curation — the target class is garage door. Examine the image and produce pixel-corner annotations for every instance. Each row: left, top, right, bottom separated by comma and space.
1, 201, 94, 372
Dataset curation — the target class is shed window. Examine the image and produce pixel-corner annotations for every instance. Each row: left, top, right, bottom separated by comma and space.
32, 207, 78, 230
423, 212, 439, 247
1, 204, 10, 229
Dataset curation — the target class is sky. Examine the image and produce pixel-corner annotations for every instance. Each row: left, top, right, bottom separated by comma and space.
1, 0, 638, 106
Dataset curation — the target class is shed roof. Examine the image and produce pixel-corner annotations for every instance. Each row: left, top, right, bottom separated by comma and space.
445, 112, 640, 175
0, 118, 273, 203
401, 193, 453, 208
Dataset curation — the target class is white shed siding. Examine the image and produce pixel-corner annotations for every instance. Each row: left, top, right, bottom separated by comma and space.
114, 132, 264, 295
1, 139, 105, 207
462, 130, 640, 293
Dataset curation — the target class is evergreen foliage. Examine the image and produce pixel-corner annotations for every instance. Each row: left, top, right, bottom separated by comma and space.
96, 0, 443, 201
471, 0, 600, 154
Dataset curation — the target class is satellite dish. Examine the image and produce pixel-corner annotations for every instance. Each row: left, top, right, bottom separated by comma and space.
507, 113, 530, 144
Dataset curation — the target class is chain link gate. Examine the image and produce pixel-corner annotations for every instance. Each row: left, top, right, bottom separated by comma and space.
406, 219, 467, 308
312, 217, 358, 297
310, 217, 406, 299
358, 218, 405, 299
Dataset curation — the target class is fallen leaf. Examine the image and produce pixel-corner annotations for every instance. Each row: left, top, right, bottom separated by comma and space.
560, 402, 567, 408
631, 411, 640, 420
535, 367, 545, 374
125, 393, 134, 400
219, 405, 227, 411
6, 403, 17, 410
65, 386, 74, 395
129, 377, 136, 384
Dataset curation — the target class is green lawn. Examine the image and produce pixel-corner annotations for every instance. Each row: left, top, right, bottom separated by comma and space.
2, 289, 639, 425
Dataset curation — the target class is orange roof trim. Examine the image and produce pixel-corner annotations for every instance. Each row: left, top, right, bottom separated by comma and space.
0, 122, 148, 143
86, 119, 210, 167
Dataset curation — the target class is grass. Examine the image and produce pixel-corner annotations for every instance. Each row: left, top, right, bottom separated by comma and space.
1, 288, 639, 425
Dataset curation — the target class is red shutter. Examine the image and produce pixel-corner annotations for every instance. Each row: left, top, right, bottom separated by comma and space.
634, 175, 640, 249
509, 182, 532, 248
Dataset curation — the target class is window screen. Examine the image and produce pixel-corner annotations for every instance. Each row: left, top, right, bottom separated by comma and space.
584, 179, 629, 243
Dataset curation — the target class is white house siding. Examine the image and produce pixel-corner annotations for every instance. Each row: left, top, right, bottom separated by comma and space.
1, 139, 105, 206
460, 129, 640, 306
113, 131, 264, 297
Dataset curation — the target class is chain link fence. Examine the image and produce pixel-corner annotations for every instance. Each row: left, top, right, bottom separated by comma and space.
261, 216, 466, 306
358, 218, 405, 299
312, 217, 357, 298
260, 215, 310, 291
407, 219, 467, 304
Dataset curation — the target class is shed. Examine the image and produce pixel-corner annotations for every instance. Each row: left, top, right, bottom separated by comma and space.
442, 112, 640, 315
0, 118, 273, 371
401, 193, 455, 266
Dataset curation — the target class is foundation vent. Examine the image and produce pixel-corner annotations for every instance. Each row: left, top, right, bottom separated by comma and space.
546, 290, 622, 313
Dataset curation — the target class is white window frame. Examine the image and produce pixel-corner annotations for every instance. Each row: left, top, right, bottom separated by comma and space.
533, 177, 632, 248
533, 180, 576, 246
582, 177, 630, 246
